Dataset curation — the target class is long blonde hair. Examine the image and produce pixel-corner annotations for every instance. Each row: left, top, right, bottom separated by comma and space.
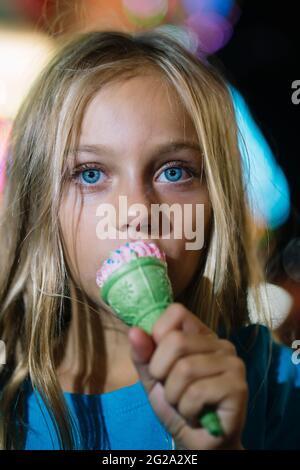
0, 29, 267, 449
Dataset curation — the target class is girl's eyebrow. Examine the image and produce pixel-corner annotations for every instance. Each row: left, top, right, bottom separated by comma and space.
75, 141, 202, 158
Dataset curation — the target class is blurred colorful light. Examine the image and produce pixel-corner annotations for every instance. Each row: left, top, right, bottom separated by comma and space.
122, 0, 168, 28
14, 0, 50, 21
183, 0, 234, 17
185, 11, 233, 55
182, 0, 238, 55
0, 29, 55, 119
230, 86, 290, 229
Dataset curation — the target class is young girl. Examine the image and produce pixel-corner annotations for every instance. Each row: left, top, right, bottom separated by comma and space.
0, 29, 299, 451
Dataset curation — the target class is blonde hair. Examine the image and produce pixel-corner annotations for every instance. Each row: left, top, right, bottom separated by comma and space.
0, 29, 268, 449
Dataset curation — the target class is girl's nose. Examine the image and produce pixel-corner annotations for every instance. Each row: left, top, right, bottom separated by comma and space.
113, 182, 154, 238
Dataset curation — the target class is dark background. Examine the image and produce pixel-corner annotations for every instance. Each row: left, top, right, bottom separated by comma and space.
217, 0, 299, 217
216, 0, 300, 338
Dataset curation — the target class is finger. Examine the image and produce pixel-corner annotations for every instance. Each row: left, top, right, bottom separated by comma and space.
128, 327, 156, 364
149, 331, 235, 381
128, 327, 157, 394
152, 303, 217, 344
163, 353, 237, 406
176, 371, 248, 428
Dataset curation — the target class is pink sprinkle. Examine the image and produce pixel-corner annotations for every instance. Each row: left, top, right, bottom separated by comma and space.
96, 241, 166, 287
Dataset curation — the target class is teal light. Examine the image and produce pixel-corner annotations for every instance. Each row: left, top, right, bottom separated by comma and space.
229, 86, 290, 229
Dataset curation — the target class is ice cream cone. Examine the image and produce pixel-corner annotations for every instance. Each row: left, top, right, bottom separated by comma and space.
96, 241, 223, 438
101, 256, 173, 334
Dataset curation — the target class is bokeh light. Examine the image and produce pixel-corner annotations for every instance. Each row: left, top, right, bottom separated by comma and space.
182, 0, 238, 55
122, 0, 168, 28
183, 0, 234, 17
185, 11, 233, 55
0, 29, 55, 119
230, 86, 291, 229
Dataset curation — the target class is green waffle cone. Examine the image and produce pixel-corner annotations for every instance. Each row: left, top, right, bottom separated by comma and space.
100, 257, 173, 334
99, 255, 224, 438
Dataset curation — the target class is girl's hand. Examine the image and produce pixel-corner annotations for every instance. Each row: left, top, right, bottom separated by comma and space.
128, 303, 248, 450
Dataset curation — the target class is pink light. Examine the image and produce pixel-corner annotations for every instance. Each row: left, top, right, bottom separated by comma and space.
185, 12, 233, 55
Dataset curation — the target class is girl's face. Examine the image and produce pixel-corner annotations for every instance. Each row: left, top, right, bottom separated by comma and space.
59, 73, 211, 308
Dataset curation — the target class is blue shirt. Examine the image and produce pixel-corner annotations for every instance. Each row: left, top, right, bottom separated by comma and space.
20, 324, 300, 450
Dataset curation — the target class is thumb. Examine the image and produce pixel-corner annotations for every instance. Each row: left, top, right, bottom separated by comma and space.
128, 327, 157, 393
129, 326, 186, 437
128, 327, 156, 364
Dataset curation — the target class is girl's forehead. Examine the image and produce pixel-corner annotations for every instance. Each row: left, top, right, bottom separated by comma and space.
86, 73, 184, 117
80, 74, 196, 144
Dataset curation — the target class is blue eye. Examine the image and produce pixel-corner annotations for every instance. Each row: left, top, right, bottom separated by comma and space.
80, 168, 103, 185
158, 167, 190, 183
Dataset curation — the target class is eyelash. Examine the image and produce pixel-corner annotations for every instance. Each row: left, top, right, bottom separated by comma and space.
70, 163, 107, 189
70, 161, 201, 190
